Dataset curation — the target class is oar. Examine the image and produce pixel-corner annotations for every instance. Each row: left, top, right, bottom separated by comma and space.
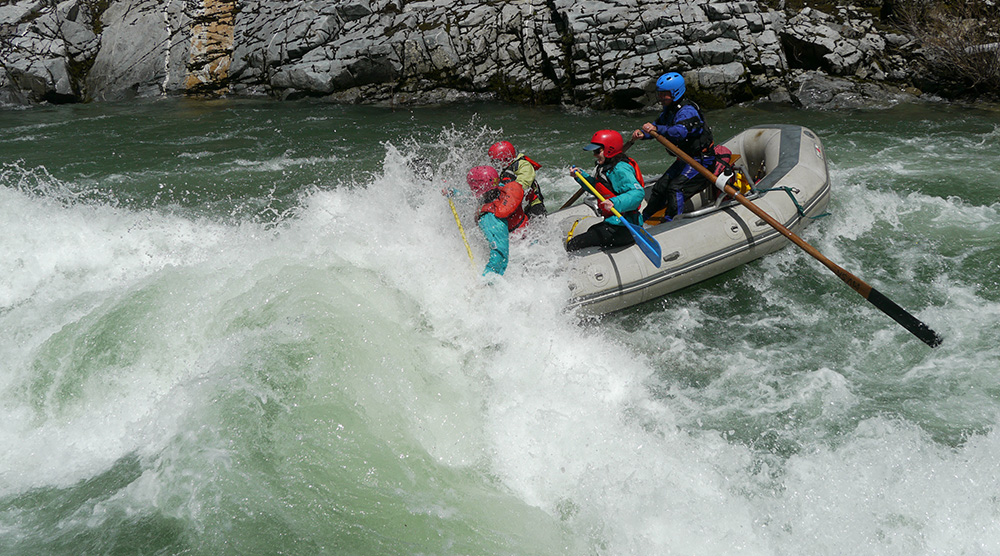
647, 129, 943, 348
559, 137, 636, 210
571, 170, 662, 268
446, 195, 476, 268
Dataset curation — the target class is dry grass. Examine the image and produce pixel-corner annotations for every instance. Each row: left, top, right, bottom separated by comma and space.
897, 0, 1000, 95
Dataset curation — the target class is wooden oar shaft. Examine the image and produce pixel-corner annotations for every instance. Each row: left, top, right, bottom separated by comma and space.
647, 130, 941, 347
558, 185, 586, 210
648, 131, 870, 293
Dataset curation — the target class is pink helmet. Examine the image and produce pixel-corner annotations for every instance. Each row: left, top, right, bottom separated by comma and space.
466, 165, 499, 196
488, 141, 516, 162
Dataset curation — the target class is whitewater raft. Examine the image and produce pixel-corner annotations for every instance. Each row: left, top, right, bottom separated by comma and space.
557, 124, 831, 315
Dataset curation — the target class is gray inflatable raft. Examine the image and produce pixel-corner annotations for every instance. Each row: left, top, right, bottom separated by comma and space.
558, 124, 831, 315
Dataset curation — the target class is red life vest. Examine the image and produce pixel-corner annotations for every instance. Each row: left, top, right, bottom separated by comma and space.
499, 154, 546, 219
628, 156, 645, 187
521, 155, 542, 170
499, 155, 540, 188
479, 181, 528, 231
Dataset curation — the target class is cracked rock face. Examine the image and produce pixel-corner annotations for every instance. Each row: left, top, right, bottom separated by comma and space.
0, 0, 922, 109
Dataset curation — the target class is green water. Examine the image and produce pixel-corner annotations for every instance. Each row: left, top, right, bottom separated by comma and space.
1, 97, 999, 555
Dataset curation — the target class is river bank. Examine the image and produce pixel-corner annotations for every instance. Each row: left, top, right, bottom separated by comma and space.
0, 0, 982, 111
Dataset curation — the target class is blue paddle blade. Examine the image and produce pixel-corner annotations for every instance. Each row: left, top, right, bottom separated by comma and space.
624, 220, 662, 268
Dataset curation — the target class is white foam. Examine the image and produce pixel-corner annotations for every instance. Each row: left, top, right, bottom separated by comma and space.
3, 117, 1000, 555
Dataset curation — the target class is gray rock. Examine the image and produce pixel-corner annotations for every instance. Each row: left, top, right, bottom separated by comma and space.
0, 0, 935, 109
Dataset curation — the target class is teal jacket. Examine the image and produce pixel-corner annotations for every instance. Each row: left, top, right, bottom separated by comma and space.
575, 160, 645, 227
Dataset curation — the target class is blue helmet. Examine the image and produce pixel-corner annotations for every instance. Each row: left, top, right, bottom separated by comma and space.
656, 72, 685, 101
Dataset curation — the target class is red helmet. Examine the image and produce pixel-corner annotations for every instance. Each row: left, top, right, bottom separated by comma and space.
466, 165, 499, 196
583, 130, 624, 158
488, 140, 516, 162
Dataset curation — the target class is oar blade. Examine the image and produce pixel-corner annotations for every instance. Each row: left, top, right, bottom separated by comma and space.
625, 220, 662, 268
867, 287, 943, 348
647, 131, 944, 347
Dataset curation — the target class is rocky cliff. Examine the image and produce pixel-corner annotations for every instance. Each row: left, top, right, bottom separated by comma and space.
0, 0, 927, 109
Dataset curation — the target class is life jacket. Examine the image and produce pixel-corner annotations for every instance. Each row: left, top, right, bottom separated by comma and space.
500, 155, 546, 217
592, 157, 643, 219
478, 181, 528, 232
660, 98, 715, 158
712, 144, 733, 174
627, 156, 645, 188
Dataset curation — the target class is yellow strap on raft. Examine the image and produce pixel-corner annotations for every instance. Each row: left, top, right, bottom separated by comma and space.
565, 216, 594, 244
733, 170, 752, 195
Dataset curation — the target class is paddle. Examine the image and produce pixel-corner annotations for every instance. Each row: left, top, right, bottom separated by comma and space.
445, 193, 476, 268
647, 129, 943, 348
559, 137, 637, 210
571, 170, 662, 268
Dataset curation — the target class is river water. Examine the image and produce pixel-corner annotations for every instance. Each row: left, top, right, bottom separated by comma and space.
1, 98, 998, 555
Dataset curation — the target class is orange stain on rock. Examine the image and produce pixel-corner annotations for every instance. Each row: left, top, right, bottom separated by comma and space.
185, 0, 237, 94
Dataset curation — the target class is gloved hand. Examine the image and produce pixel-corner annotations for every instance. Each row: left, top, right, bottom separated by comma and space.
481, 188, 501, 203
